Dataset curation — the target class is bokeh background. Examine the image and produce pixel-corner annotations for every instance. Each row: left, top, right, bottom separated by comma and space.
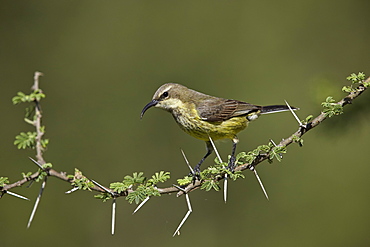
1, 1, 370, 246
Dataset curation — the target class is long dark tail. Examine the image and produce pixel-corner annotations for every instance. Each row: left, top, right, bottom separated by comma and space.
260, 105, 298, 114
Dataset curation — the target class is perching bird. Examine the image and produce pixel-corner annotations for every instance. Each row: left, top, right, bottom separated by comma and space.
141, 83, 296, 175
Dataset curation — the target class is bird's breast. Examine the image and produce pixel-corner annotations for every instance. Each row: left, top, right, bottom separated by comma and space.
171, 104, 248, 141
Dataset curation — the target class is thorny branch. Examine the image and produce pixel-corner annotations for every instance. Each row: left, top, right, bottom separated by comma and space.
1, 75, 369, 199
32, 72, 46, 165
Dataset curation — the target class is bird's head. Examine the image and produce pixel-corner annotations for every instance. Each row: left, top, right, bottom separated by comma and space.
140, 83, 189, 119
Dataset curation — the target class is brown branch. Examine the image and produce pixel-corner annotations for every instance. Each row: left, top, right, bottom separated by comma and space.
1, 75, 369, 200
32, 71, 46, 165
173, 77, 369, 196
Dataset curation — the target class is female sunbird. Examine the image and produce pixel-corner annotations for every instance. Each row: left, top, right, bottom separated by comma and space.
141, 83, 296, 174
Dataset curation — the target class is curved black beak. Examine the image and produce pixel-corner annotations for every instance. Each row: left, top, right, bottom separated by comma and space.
140, 99, 159, 119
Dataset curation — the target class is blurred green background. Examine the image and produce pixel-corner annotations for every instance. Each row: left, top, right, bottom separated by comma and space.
1, 1, 370, 246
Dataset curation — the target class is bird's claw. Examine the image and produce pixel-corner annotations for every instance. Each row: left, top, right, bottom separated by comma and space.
189, 165, 201, 183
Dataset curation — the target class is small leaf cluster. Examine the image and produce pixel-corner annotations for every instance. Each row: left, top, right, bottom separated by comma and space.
200, 165, 226, 191
12, 90, 49, 150
14, 132, 48, 150
147, 171, 171, 186
200, 165, 245, 192
0, 177, 9, 187
321, 96, 343, 117
126, 185, 160, 204
200, 166, 222, 191
235, 144, 270, 165
22, 172, 33, 179
125, 171, 170, 204
196, 156, 245, 192
96, 171, 171, 204
177, 176, 193, 186
14, 132, 37, 149
236, 143, 287, 163
12, 90, 45, 105
342, 72, 367, 92
35, 163, 52, 182
94, 193, 112, 202
269, 146, 286, 162
67, 168, 94, 191
292, 134, 304, 147
201, 179, 221, 191
300, 115, 313, 125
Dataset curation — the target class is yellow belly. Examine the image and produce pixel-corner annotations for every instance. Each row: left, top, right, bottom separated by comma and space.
173, 108, 248, 141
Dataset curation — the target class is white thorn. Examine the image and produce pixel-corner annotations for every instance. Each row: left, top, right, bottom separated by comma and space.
208, 136, 223, 163
27, 177, 47, 228
111, 198, 116, 235
65, 187, 79, 194
208, 135, 228, 203
252, 168, 269, 200
173, 193, 192, 237
180, 149, 194, 174
132, 196, 150, 214
91, 179, 114, 196
28, 157, 44, 169
284, 100, 302, 126
185, 193, 192, 212
6, 191, 30, 201
223, 175, 228, 203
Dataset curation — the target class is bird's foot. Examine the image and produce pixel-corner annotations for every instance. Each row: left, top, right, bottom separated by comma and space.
189, 165, 201, 183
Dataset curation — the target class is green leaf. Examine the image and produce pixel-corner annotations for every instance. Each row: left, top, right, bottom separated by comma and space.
301, 115, 313, 125
12, 90, 45, 105
42, 163, 52, 169
235, 144, 271, 165
147, 171, 170, 186
24, 106, 36, 123
346, 72, 365, 83
364, 80, 370, 88
30, 89, 46, 101
110, 182, 129, 193
41, 139, 49, 148
228, 171, 245, 181
269, 146, 287, 162
321, 96, 343, 117
126, 185, 156, 204
22, 172, 33, 179
95, 192, 112, 202
69, 168, 94, 191
201, 166, 223, 180
14, 131, 37, 149
12, 92, 27, 105
342, 86, 353, 93
292, 135, 304, 147
177, 176, 193, 186
123, 172, 146, 186
201, 180, 220, 191
0, 177, 9, 187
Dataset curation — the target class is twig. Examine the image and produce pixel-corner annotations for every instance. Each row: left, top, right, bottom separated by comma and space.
32, 71, 46, 165
2, 76, 369, 200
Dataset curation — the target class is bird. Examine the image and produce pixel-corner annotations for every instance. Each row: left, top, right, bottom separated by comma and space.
141, 83, 296, 175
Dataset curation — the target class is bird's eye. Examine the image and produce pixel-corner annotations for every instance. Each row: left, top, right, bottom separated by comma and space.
162, 91, 169, 98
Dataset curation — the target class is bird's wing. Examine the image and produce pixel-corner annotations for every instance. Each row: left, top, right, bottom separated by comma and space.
197, 99, 261, 122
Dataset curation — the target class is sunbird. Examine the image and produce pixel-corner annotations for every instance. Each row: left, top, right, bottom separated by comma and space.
141, 83, 296, 174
